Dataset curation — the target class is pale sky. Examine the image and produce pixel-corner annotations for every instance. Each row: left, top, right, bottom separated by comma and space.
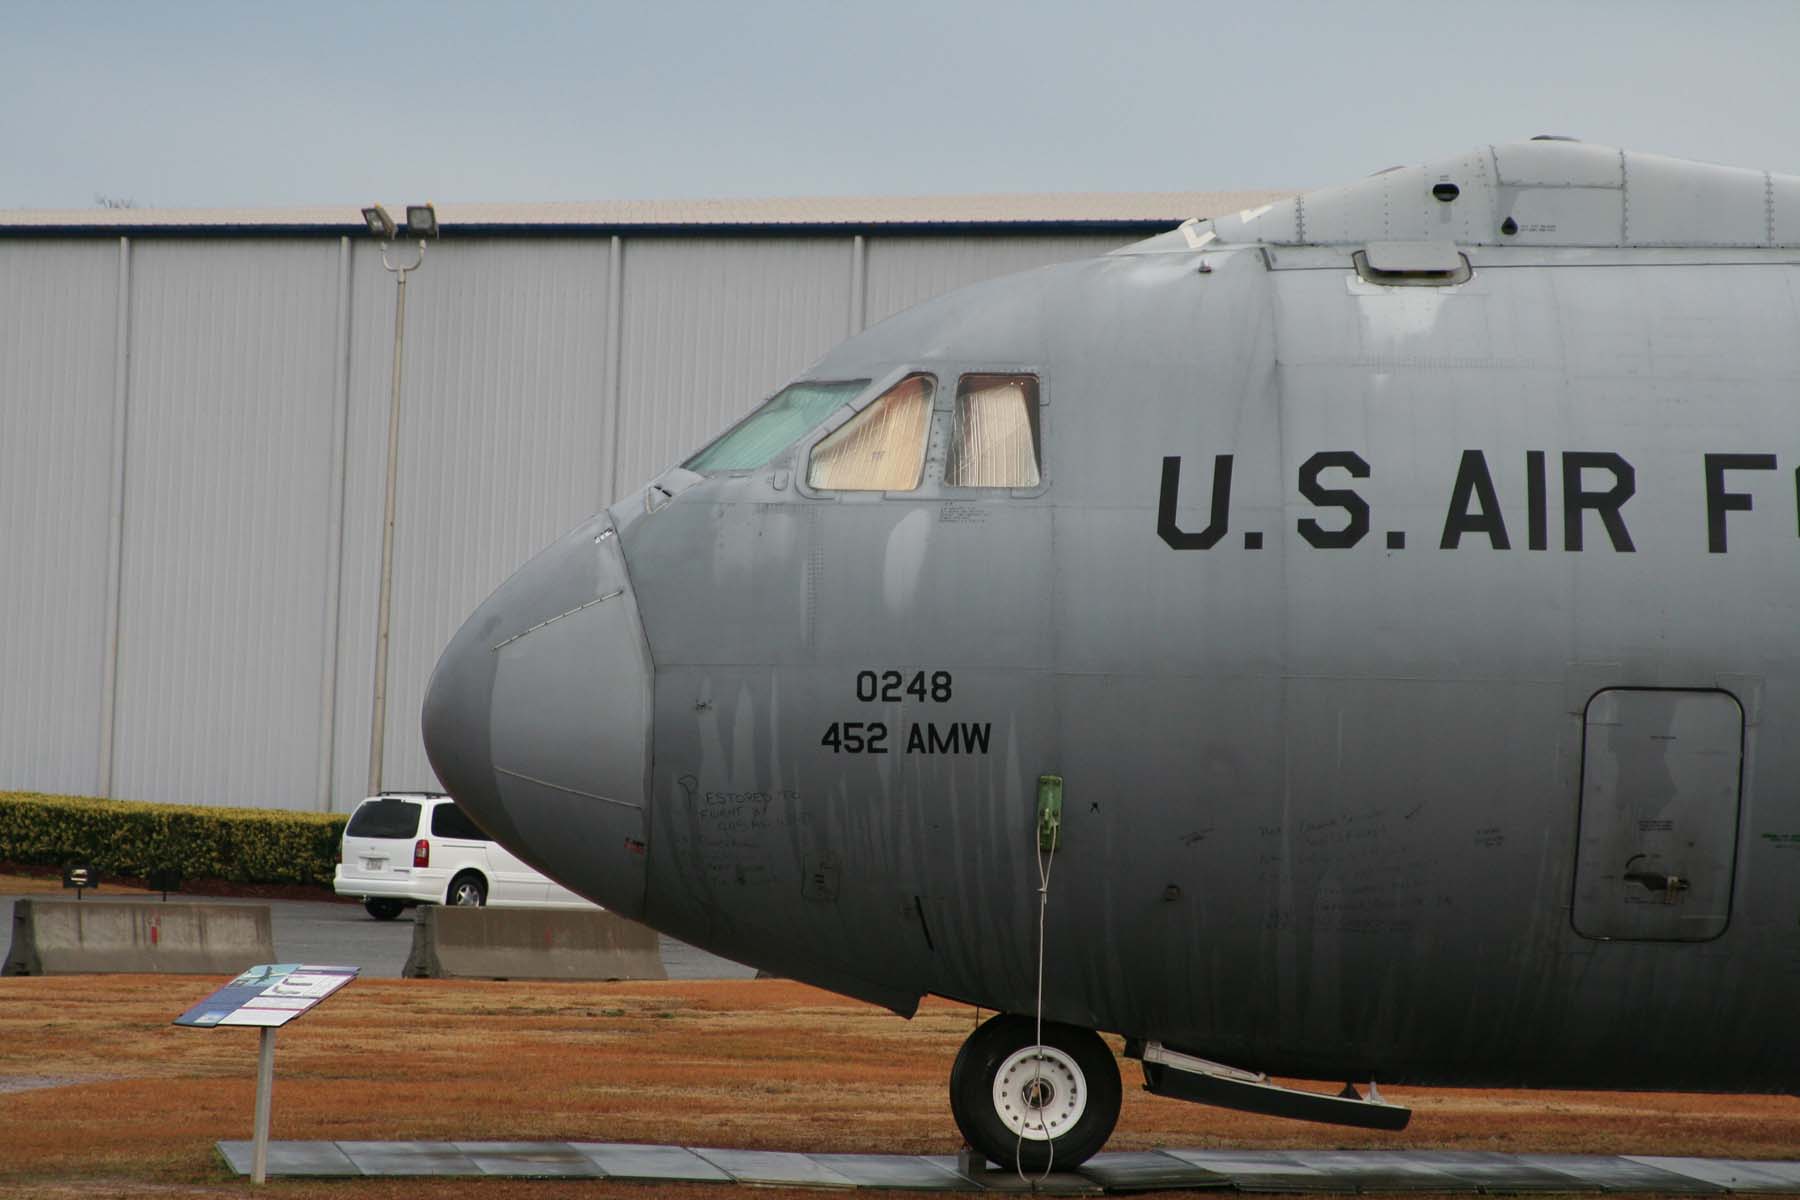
3, 0, 1795, 210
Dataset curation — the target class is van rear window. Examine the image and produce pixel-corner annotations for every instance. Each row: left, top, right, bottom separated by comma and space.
346, 798, 421, 839
431, 803, 490, 840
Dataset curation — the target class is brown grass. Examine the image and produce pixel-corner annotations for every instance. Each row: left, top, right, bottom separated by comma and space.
1, 868, 342, 904
0, 971, 1796, 1199
2, 874, 156, 896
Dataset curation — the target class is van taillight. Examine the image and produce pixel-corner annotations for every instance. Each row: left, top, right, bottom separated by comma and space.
414, 839, 429, 868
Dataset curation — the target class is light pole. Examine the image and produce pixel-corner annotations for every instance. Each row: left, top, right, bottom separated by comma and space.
362, 202, 436, 797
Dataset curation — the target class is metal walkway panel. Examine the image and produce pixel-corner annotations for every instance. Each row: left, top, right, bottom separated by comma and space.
1076, 1150, 1232, 1191
216, 1140, 358, 1176
1400, 1150, 1608, 1192
336, 1140, 481, 1175
923, 1155, 1103, 1193
572, 1140, 733, 1182
1517, 1153, 1726, 1193
1280, 1150, 1477, 1192
695, 1147, 860, 1188
212, 1140, 1800, 1192
452, 1140, 603, 1177
809, 1152, 977, 1190
1160, 1150, 1349, 1193
1627, 1157, 1800, 1193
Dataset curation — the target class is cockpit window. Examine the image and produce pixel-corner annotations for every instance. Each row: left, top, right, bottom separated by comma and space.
684, 379, 868, 472
806, 374, 934, 491
947, 374, 1041, 488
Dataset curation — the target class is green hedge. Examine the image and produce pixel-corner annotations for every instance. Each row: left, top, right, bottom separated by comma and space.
0, 792, 347, 886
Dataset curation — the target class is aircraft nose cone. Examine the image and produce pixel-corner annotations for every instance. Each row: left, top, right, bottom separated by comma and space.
422, 515, 653, 919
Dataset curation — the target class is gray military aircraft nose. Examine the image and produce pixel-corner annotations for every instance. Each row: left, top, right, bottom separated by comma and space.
421, 513, 654, 919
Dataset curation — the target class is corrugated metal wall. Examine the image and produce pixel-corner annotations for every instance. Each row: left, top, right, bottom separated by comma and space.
0, 241, 120, 796
615, 238, 856, 489
863, 234, 1125, 326
112, 241, 343, 808
0, 228, 1130, 811
358, 240, 617, 799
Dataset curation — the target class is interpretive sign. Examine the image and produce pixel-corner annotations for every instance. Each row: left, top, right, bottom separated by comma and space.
174, 963, 358, 1184
173, 963, 358, 1028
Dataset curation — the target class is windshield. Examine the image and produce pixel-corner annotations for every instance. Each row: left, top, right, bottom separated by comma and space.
807, 374, 934, 491
685, 379, 867, 472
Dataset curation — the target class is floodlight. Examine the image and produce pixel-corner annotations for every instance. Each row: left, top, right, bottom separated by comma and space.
406, 203, 438, 238
362, 204, 397, 240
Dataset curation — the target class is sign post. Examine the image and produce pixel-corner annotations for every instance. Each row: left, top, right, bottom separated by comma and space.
174, 963, 358, 1184
253, 1027, 276, 1182
61, 864, 98, 899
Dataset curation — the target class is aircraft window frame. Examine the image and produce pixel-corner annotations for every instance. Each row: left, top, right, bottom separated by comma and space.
805, 373, 936, 492
682, 378, 871, 474
792, 365, 1050, 502
945, 373, 1044, 492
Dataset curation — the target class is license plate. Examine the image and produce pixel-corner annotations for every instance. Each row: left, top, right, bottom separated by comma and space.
362, 858, 384, 871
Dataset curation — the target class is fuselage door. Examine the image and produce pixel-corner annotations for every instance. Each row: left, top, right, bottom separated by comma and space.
1572, 688, 1745, 942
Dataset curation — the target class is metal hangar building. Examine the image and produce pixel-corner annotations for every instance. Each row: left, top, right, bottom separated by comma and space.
0, 188, 1283, 812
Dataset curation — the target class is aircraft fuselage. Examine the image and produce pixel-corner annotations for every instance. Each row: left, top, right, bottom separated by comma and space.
424, 144, 1800, 1116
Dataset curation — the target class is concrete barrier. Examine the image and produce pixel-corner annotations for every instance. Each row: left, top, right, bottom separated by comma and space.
5, 899, 274, 975
404, 906, 667, 981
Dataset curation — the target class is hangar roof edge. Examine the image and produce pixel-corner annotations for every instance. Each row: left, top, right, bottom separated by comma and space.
0, 190, 1295, 236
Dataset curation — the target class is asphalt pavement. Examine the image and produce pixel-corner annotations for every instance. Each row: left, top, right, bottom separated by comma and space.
0, 890, 757, 980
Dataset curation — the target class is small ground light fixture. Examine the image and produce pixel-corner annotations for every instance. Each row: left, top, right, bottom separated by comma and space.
406, 202, 439, 238
362, 204, 397, 240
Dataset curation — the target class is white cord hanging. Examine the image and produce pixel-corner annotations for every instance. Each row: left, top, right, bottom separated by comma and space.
1014, 831, 1058, 1184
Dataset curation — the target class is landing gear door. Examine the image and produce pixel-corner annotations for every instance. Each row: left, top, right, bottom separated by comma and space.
1572, 688, 1744, 942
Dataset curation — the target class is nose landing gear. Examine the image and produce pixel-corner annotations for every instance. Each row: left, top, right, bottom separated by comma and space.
949, 1013, 1121, 1172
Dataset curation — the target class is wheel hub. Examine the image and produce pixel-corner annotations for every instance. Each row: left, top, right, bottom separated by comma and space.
992, 1043, 1087, 1141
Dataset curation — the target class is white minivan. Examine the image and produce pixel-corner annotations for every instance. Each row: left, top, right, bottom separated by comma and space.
333, 792, 598, 920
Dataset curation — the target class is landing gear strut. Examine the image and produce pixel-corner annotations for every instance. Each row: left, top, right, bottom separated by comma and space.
949, 1013, 1121, 1172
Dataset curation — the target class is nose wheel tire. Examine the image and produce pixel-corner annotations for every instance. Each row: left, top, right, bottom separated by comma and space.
949, 1013, 1121, 1172
447, 872, 487, 907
